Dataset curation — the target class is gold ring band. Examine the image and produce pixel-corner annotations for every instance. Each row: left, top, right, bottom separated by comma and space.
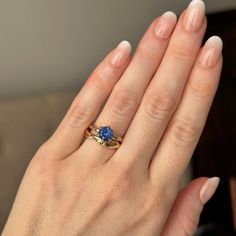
85, 124, 123, 149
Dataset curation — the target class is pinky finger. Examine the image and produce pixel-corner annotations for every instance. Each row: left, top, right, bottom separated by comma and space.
41, 41, 131, 160
161, 177, 220, 236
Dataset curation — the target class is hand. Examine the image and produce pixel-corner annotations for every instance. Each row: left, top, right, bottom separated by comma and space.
2, 0, 222, 235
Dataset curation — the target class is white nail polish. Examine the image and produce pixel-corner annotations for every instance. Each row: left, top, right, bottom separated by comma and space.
154, 11, 177, 39
200, 177, 220, 204
199, 36, 223, 67
183, 0, 205, 31
111, 41, 131, 67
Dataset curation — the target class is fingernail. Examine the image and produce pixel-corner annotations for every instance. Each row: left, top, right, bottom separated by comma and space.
200, 177, 220, 205
154, 11, 177, 39
111, 41, 131, 67
199, 36, 223, 67
183, 0, 205, 31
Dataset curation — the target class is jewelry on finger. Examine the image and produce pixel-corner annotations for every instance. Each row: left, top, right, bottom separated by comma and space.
84, 124, 123, 149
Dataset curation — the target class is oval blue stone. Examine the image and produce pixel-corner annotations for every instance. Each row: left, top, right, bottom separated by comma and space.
99, 126, 113, 142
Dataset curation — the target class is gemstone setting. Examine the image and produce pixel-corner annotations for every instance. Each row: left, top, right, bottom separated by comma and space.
98, 126, 113, 142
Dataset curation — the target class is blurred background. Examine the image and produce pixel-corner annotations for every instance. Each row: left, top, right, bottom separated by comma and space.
0, 0, 235, 235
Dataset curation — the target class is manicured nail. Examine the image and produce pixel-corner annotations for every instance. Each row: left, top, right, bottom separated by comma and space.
199, 36, 223, 67
200, 177, 220, 205
183, 0, 205, 31
111, 41, 131, 67
155, 11, 177, 39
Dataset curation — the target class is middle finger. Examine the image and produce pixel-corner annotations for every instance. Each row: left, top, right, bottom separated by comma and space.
114, 0, 206, 167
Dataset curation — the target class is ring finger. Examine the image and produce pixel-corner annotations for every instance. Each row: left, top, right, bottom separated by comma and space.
76, 12, 178, 164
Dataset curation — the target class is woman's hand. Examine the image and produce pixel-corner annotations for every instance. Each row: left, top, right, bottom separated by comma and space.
2, 0, 222, 235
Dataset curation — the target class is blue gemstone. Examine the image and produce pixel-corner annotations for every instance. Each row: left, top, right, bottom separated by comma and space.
99, 126, 113, 142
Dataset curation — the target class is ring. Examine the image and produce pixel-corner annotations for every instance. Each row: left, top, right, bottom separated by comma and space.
85, 124, 123, 149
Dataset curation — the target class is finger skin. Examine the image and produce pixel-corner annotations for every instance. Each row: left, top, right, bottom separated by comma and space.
150, 37, 223, 186
40, 42, 131, 160
76, 12, 177, 164
161, 177, 214, 236
115, 9, 206, 168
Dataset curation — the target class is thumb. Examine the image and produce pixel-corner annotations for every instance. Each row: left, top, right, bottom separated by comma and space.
161, 177, 220, 236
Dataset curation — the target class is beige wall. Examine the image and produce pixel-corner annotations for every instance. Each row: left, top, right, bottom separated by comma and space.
0, 0, 236, 98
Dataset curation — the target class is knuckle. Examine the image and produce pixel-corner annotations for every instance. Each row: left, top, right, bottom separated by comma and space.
170, 118, 200, 147
34, 139, 58, 161
115, 164, 134, 188
143, 91, 176, 120
110, 88, 139, 117
30, 151, 58, 186
170, 41, 195, 61
140, 193, 160, 217
189, 79, 213, 99
137, 43, 158, 62
108, 169, 132, 202
90, 69, 112, 92
109, 167, 159, 219
132, 194, 159, 224
35, 142, 49, 158
69, 101, 90, 126
87, 66, 115, 96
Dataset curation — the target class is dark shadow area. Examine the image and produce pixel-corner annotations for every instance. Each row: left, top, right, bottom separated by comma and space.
193, 9, 236, 235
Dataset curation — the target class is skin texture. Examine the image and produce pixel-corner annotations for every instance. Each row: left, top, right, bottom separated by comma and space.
2, 1, 222, 235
